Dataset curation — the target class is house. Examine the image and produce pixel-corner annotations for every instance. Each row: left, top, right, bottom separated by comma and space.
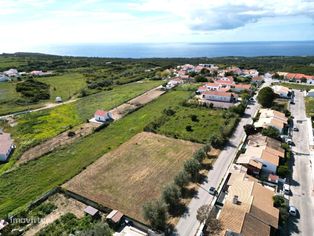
285, 73, 314, 84
251, 76, 264, 85
3, 68, 19, 77
272, 85, 291, 98
204, 82, 221, 91
230, 84, 252, 93
214, 76, 234, 86
202, 90, 237, 102
307, 89, 314, 97
84, 206, 100, 219
0, 131, 15, 162
242, 69, 259, 78
254, 109, 288, 133
196, 86, 208, 94
218, 172, 279, 236
94, 110, 113, 122
166, 77, 183, 89
237, 134, 285, 174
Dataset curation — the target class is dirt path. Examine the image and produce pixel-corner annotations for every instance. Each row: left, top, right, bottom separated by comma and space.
16, 86, 165, 166
16, 122, 100, 165
0, 98, 79, 120
23, 194, 86, 236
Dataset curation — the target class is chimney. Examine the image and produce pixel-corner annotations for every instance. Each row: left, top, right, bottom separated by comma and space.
233, 195, 239, 204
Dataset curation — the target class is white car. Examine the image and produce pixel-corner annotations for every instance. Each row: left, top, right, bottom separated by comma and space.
289, 206, 297, 216
283, 184, 290, 195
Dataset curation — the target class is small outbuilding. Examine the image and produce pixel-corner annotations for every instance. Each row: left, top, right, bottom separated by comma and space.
55, 96, 63, 103
106, 209, 123, 225
84, 206, 100, 219
94, 110, 113, 122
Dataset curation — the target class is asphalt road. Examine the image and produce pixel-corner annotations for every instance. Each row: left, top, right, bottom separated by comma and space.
288, 90, 314, 236
174, 94, 261, 236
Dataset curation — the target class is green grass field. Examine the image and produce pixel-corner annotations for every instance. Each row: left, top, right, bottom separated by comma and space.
155, 106, 238, 143
0, 80, 162, 174
0, 73, 86, 115
37, 73, 86, 101
305, 97, 314, 117
0, 90, 191, 217
279, 82, 314, 91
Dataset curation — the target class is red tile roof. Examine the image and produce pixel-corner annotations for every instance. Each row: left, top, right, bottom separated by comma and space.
95, 109, 108, 116
203, 90, 234, 97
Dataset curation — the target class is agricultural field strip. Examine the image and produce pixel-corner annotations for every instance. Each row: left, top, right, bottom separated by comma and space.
0, 90, 191, 217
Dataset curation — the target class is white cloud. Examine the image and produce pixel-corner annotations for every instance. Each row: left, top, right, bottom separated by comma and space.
131, 0, 314, 30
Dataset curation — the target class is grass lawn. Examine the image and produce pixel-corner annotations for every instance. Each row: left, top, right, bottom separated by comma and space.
279, 82, 314, 91
0, 90, 191, 217
305, 97, 314, 117
64, 132, 202, 221
155, 106, 239, 143
37, 73, 86, 101
0, 80, 162, 174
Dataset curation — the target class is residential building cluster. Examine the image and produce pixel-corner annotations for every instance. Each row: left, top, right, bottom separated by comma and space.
165, 64, 262, 104
0, 68, 53, 82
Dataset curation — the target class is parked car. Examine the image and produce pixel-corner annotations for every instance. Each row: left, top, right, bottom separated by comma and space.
284, 184, 290, 195
286, 138, 294, 146
289, 206, 298, 216
293, 127, 299, 132
209, 187, 217, 196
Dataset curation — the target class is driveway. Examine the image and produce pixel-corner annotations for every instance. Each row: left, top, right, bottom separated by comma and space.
287, 90, 314, 236
174, 95, 261, 236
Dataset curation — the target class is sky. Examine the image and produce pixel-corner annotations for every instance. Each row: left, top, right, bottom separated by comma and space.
0, 0, 314, 52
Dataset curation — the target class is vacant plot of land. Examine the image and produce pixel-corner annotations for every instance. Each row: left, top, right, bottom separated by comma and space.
0, 91, 190, 217
156, 106, 238, 143
37, 73, 86, 101
64, 132, 202, 221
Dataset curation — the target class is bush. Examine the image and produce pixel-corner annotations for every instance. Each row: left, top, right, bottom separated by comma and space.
243, 124, 257, 135
186, 125, 193, 132
143, 200, 167, 231
16, 79, 50, 102
67, 131, 76, 137
273, 195, 285, 207
257, 87, 275, 108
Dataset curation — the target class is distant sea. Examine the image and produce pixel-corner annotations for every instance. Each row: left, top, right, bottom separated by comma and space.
39, 41, 314, 58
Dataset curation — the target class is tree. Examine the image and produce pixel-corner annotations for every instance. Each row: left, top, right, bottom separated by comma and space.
196, 205, 223, 235
174, 170, 190, 189
243, 124, 257, 135
195, 75, 208, 82
277, 165, 291, 178
261, 126, 280, 139
196, 205, 210, 224
162, 184, 181, 211
184, 159, 201, 181
257, 87, 275, 108
211, 135, 226, 149
143, 200, 167, 231
193, 149, 206, 162
186, 125, 193, 132
273, 195, 285, 208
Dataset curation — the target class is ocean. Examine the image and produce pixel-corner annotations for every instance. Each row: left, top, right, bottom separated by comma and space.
39, 41, 314, 58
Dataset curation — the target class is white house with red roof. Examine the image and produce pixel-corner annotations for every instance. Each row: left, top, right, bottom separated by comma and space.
202, 91, 237, 102
204, 82, 222, 91
0, 131, 15, 162
285, 73, 314, 84
94, 110, 113, 122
